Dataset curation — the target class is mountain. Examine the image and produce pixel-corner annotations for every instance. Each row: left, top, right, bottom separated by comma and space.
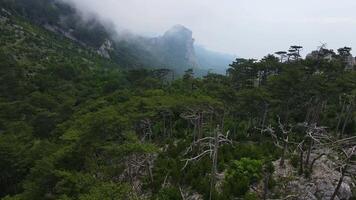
195, 45, 235, 74
108, 25, 199, 73
152, 25, 198, 73
0, 6, 122, 101
1, 1, 356, 200
0, 0, 234, 75
0, 0, 111, 47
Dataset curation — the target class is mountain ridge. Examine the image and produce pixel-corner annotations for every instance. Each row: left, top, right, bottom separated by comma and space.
0, 0, 233, 75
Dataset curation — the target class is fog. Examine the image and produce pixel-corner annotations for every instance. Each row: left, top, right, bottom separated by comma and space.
63, 0, 356, 58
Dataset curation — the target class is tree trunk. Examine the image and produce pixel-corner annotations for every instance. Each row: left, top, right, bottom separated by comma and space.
210, 128, 219, 200
299, 146, 304, 175
193, 120, 197, 141
147, 159, 154, 184
309, 153, 325, 175
198, 112, 203, 140
336, 99, 346, 133
305, 139, 313, 166
280, 140, 288, 167
263, 172, 270, 200
169, 117, 173, 138
331, 166, 347, 200
340, 105, 353, 138
261, 103, 268, 130
163, 115, 166, 137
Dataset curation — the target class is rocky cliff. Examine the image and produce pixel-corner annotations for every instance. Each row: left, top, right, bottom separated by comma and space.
1, 0, 232, 75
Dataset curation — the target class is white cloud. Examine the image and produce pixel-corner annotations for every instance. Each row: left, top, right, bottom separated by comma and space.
64, 0, 356, 58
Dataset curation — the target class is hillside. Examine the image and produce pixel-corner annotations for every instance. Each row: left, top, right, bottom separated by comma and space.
0, 0, 232, 75
0, 2, 356, 200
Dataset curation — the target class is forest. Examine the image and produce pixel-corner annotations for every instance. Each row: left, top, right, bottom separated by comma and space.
0, 3, 356, 200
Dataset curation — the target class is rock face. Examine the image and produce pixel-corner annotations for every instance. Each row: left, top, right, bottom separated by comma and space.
161, 25, 197, 66
344, 55, 356, 71
153, 25, 198, 72
271, 155, 354, 200
116, 24, 201, 73
3, 0, 231, 74
306, 48, 355, 71
97, 39, 113, 59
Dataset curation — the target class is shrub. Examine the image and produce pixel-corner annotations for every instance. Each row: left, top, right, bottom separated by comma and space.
155, 187, 182, 200
223, 158, 263, 197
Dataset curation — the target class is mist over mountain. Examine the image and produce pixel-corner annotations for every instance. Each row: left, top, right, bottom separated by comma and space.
195, 45, 234, 74
1, 1, 356, 199
0, 0, 233, 75
0, 0, 113, 47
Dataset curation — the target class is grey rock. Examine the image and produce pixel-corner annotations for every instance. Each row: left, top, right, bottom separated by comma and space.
97, 39, 113, 59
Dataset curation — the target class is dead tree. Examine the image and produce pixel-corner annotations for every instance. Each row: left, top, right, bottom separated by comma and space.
336, 94, 354, 138
304, 97, 323, 125
138, 119, 153, 141
298, 123, 330, 176
180, 109, 200, 141
160, 109, 174, 138
296, 141, 305, 175
260, 116, 294, 167
330, 137, 356, 200
121, 153, 155, 193
182, 126, 232, 200
180, 107, 215, 142
341, 103, 353, 138
260, 102, 269, 130
262, 161, 274, 200
278, 120, 291, 167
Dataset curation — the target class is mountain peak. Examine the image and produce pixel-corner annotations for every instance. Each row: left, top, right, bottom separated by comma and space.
170, 24, 191, 32
164, 24, 192, 39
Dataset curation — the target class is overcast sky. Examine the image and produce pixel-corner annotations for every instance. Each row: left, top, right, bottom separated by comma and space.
65, 0, 356, 58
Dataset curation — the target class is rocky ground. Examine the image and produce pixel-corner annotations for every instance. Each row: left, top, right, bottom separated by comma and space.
269, 155, 355, 200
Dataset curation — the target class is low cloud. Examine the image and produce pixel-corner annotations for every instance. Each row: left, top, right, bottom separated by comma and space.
62, 0, 356, 58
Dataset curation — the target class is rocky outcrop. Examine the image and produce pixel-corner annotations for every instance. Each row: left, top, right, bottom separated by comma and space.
306, 47, 355, 71
270, 155, 354, 200
2, 0, 232, 75
115, 24, 200, 73
97, 39, 113, 59
149, 25, 198, 72
161, 25, 198, 67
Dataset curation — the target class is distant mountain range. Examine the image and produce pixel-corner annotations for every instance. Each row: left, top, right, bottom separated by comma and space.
1, 0, 234, 75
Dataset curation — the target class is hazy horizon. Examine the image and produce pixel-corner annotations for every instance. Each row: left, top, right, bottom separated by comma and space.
63, 0, 356, 59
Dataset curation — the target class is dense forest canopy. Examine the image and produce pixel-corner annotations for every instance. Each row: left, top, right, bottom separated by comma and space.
0, 2, 355, 200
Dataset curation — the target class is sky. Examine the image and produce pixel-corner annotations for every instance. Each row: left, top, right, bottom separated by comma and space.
64, 0, 356, 58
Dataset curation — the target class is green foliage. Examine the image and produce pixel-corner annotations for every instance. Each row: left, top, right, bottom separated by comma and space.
244, 192, 259, 200
78, 183, 133, 200
1, 4, 356, 200
223, 158, 263, 197
0, 133, 32, 196
290, 154, 300, 169
155, 187, 182, 200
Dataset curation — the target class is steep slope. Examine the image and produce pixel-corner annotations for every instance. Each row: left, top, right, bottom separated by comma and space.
156, 25, 198, 71
0, 0, 233, 75
0, 0, 111, 47
0, 7, 129, 197
0, 0, 151, 69
0, 7, 124, 107
1, 5, 355, 199
119, 25, 199, 73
